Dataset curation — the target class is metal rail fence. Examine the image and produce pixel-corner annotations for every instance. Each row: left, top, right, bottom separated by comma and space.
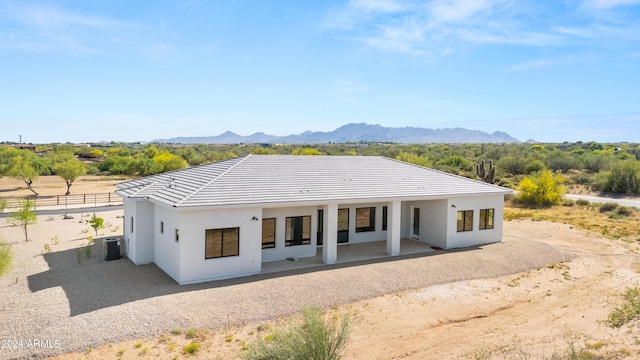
1, 192, 122, 211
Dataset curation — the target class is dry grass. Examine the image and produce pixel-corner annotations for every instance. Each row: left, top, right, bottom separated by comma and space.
505, 199, 640, 243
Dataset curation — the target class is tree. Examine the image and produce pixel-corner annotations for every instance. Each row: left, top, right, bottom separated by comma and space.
0, 241, 12, 276
5, 155, 39, 195
10, 199, 37, 242
89, 213, 105, 236
517, 170, 565, 207
153, 152, 188, 172
396, 152, 432, 168
292, 148, 322, 155
52, 157, 86, 195
604, 160, 640, 195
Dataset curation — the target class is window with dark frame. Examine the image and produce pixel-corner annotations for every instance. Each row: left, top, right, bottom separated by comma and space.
205, 227, 239, 259
479, 208, 495, 230
355, 207, 376, 232
382, 206, 388, 231
285, 216, 311, 246
175, 229, 179, 242
130, 216, 134, 233
457, 210, 473, 232
160, 221, 164, 234
262, 218, 276, 249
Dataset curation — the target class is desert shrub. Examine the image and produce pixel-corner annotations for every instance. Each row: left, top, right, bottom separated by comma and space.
517, 170, 565, 207
599, 202, 619, 213
0, 198, 7, 213
183, 342, 201, 355
590, 171, 610, 192
185, 328, 199, 339
583, 152, 613, 173
546, 154, 582, 173
436, 155, 474, 172
570, 172, 592, 186
524, 159, 546, 174
615, 206, 634, 217
497, 155, 527, 175
607, 287, 640, 328
561, 199, 575, 207
242, 307, 350, 360
575, 199, 590, 206
395, 152, 432, 168
0, 241, 13, 276
603, 160, 640, 195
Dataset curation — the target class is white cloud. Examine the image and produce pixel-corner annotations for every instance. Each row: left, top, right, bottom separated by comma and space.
324, 0, 640, 60
506, 59, 556, 72
352, 0, 406, 12
4, 3, 113, 29
0, 2, 154, 57
427, 0, 501, 25
582, 0, 640, 9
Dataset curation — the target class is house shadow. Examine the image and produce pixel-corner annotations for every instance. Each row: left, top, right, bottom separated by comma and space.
27, 238, 479, 317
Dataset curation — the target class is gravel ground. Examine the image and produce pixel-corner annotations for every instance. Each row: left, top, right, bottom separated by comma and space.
0, 209, 573, 360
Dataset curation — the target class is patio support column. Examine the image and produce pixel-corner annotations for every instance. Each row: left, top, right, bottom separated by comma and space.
322, 203, 338, 265
386, 200, 401, 256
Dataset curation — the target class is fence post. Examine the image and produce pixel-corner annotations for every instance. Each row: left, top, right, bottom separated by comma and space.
83, 194, 86, 204
57, 195, 59, 206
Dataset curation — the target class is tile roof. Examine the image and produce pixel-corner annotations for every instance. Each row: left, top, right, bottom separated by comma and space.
116, 155, 512, 208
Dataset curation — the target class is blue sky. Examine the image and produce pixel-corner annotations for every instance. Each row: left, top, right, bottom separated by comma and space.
1, 0, 639, 143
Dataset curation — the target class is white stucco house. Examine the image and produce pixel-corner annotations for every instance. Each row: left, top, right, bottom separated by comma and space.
116, 155, 512, 284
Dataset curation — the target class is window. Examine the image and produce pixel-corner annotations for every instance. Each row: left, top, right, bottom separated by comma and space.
205, 227, 239, 259
479, 209, 494, 230
356, 207, 376, 232
175, 229, 179, 242
413, 208, 420, 235
285, 216, 311, 246
130, 217, 134, 233
457, 210, 473, 232
382, 206, 388, 231
262, 218, 276, 249
160, 221, 164, 234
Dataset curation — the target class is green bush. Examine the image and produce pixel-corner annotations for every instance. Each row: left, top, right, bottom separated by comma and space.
607, 287, 640, 328
242, 307, 350, 360
575, 199, 590, 206
517, 170, 565, 207
0, 241, 13, 276
615, 206, 634, 217
599, 202, 619, 213
604, 160, 640, 194
524, 159, 546, 174
183, 342, 201, 355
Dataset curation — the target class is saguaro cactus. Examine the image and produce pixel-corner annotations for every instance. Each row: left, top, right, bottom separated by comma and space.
476, 159, 496, 184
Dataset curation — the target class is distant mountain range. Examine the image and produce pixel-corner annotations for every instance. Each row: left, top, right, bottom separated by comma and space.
152, 123, 520, 144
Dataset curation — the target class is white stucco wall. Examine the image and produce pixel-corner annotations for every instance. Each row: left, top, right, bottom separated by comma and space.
261, 206, 318, 262
153, 204, 181, 282
445, 195, 505, 249
123, 198, 154, 265
416, 199, 448, 248
177, 207, 262, 284
341, 203, 388, 244
123, 198, 136, 261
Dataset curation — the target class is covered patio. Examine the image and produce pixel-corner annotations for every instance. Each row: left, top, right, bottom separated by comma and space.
261, 238, 437, 274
